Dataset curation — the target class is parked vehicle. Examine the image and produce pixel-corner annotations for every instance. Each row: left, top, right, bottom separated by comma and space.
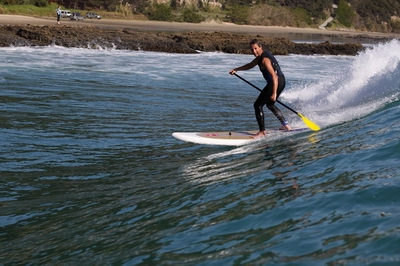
70, 12, 84, 21
86, 12, 102, 19
60, 10, 72, 18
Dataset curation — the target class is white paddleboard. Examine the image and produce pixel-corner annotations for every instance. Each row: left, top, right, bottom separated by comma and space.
172, 127, 308, 146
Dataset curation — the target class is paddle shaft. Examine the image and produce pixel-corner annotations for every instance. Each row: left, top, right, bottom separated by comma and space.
233, 73, 299, 115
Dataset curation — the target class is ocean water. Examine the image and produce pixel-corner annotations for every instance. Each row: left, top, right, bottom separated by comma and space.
0, 39, 399, 265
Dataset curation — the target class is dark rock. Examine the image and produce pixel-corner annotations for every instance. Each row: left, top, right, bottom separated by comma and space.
0, 25, 365, 55
290, 41, 364, 55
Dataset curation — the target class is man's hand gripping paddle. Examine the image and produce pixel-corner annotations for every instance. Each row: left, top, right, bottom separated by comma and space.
233, 73, 320, 131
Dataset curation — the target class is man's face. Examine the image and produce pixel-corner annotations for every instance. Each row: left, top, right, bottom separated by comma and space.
250, 43, 262, 57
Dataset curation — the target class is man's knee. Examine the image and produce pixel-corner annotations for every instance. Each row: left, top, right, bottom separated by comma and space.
253, 101, 261, 110
266, 102, 275, 110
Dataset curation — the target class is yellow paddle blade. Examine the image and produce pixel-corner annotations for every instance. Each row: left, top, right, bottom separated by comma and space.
298, 113, 320, 131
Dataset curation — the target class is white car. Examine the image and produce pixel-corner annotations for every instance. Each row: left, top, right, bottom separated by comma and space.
60, 10, 72, 18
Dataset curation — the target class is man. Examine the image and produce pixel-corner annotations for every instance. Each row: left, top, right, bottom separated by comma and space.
229, 39, 291, 138
56, 6, 61, 25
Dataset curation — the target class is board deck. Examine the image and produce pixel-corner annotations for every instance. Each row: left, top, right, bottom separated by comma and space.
172, 127, 308, 146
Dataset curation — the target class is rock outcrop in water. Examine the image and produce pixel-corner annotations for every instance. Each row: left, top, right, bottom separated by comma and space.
0, 24, 364, 55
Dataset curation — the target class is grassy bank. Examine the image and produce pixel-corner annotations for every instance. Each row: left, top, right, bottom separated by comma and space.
0, 3, 147, 20
1, 3, 62, 17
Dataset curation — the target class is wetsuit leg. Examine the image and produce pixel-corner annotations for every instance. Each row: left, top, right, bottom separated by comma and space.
254, 75, 288, 131
266, 75, 288, 125
253, 90, 268, 131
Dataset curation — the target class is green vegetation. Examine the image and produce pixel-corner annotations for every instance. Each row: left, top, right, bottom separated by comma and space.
182, 8, 205, 23
228, 5, 249, 25
336, 0, 355, 28
348, 0, 400, 32
0, 3, 61, 17
291, 7, 313, 28
146, 3, 173, 21
1, 0, 400, 33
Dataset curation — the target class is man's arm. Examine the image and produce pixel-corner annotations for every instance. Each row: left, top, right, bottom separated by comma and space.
229, 57, 258, 74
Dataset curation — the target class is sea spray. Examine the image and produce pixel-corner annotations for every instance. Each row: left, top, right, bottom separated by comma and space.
283, 39, 400, 127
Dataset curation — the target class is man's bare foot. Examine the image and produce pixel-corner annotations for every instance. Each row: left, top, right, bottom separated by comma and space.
279, 124, 292, 131
252, 131, 266, 138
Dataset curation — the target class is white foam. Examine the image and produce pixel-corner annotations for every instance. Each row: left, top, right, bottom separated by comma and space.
281, 40, 400, 127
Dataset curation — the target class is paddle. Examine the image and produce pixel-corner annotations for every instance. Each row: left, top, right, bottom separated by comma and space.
233, 73, 320, 131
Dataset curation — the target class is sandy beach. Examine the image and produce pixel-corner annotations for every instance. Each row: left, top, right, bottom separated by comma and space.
1, 14, 400, 42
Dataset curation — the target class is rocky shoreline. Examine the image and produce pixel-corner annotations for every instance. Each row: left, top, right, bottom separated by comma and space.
0, 24, 366, 55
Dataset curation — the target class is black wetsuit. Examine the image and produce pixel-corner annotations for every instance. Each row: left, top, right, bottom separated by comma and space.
254, 50, 288, 131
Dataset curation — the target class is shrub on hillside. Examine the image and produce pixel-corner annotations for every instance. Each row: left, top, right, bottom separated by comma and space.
228, 5, 249, 25
390, 20, 400, 33
336, 0, 355, 27
33, 0, 47, 7
146, 3, 173, 21
291, 7, 313, 27
249, 4, 296, 27
275, 0, 331, 20
182, 8, 205, 23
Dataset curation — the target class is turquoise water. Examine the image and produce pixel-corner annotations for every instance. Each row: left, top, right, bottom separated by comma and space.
0, 40, 399, 265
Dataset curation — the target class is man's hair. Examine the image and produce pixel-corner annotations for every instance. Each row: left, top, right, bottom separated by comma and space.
250, 39, 262, 47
